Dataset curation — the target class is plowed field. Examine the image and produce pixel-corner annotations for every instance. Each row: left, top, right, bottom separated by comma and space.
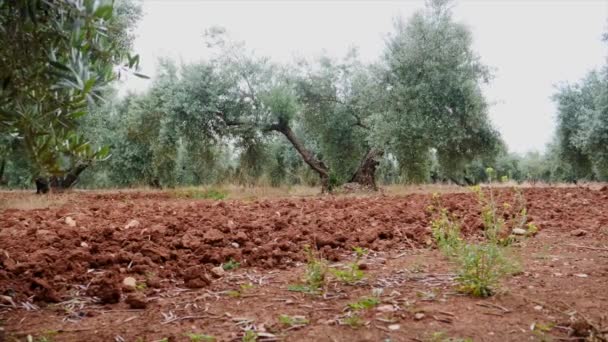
1, 186, 607, 341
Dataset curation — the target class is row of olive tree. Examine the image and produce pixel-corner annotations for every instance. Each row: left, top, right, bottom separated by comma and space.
1, 0, 504, 191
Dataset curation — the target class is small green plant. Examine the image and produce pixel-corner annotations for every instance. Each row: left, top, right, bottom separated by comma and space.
331, 247, 367, 284
226, 290, 241, 298
288, 245, 327, 294
222, 258, 240, 271
455, 243, 516, 297
135, 282, 147, 291
159, 338, 169, 342
427, 331, 473, 342
428, 194, 463, 255
348, 296, 380, 310
242, 330, 258, 342
343, 314, 363, 329
278, 314, 309, 327
186, 332, 216, 342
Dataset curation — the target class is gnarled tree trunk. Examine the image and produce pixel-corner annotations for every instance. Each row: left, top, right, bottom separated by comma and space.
36, 163, 88, 194
350, 148, 383, 190
269, 123, 331, 192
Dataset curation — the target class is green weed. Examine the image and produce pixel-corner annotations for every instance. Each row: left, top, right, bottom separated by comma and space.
222, 258, 240, 271
348, 296, 380, 310
331, 247, 367, 284
288, 245, 327, 294
185, 333, 216, 342
242, 330, 258, 342
454, 242, 517, 297
343, 314, 363, 329
278, 314, 309, 327
172, 188, 227, 200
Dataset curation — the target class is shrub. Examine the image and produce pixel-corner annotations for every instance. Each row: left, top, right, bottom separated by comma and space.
454, 243, 516, 297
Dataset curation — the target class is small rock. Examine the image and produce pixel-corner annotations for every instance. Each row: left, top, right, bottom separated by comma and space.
64, 216, 76, 227
122, 277, 137, 289
570, 229, 587, 237
211, 266, 225, 278
534, 305, 543, 311
146, 277, 162, 289
574, 273, 589, 278
231, 242, 240, 248
553, 272, 563, 277
80, 242, 89, 248
388, 324, 401, 331
414, 312, 425, 320
124, 219, 140, 229
512, 228, 527, 235
125, 293, 147, 309
376, 304, 395, 313
357, 262, 369, 270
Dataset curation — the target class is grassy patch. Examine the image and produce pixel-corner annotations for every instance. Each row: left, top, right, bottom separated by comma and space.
171, 188, 227, 200
185, 333, 216, 342
278, 314, 309, 327
348, 296, 380, 311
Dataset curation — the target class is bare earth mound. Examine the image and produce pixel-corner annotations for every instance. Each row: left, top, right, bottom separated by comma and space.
0, 187, 607, 341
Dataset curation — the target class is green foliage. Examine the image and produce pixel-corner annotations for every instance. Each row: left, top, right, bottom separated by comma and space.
242, 330, 258, 342
380, 0, 502, 180
342, 314, 363, 329
331, 247, 367, 284
288, 246, 327, 294
454, 242, 516, 297
173, 188, 227, 200
428, 194, 463, 255
222, 258, 241, 271
185, 332, 216, 342
347, 296, 380, 311
0, 0, 143, 184
430, 185, 522, 297
278, 314, 309, 327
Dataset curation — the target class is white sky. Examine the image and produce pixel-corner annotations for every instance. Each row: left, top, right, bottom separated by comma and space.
121, 0, 608, 154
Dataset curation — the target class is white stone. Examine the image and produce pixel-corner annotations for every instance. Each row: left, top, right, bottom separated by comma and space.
512, 228, 527, 235
124, 219, 140, 229
65, 216, 76, 227
122, 277, 137, 289
388, 324, 400, 331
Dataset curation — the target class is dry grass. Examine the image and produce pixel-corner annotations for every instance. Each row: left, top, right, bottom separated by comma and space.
0, 192, 68, 210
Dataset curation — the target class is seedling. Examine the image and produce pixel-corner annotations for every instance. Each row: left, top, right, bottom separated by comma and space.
343, 314, 363, 329
222, 258, 240, 271
278, 314, 309, 327
348, 296, 380, 311
288, 245, 327, 294
331, 247, 368, 284
185, 333, 216, 342
242, 330, 258, 342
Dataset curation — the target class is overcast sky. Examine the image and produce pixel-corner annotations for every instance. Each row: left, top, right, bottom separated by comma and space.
121, 0, 608, 154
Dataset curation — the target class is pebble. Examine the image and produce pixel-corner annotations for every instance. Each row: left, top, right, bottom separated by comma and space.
376, 304, 395, 313
122, 277, 137, 289
64, 217, 76, 227
534, 305, 543, 311
574, 273, 589, 278
512, 228, 527, 235
80, 242, 89, 248
211, 266, 225, 278
124, 219, 140, 229
388, 324, 400, 331
414, 312, 425, 320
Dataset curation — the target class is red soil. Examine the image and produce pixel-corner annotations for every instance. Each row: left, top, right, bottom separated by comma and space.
1, 186, 607, 341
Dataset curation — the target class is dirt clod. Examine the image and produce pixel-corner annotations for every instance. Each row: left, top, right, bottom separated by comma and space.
125, 292, 147, 309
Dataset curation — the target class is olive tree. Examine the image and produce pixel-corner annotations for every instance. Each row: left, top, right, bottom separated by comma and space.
0, 0, 143, 192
